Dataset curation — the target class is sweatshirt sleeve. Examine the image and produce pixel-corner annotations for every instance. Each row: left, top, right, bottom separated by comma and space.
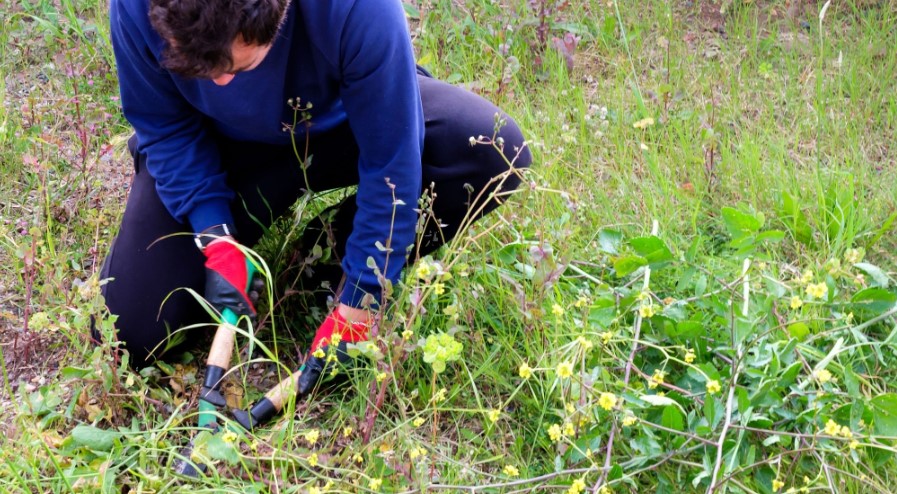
336, 0, 424, 308
110, 0, 234, 233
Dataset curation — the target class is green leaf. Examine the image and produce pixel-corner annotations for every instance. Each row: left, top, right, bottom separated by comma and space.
661, 406, 684, 431
850, 288, 897, 314
629, 236, 674, 266
598, 229, 622, 254
854, 263, 890, 288
870, 394, 897, 436
608, 464, 623, 481
402, 2, 420, 19
71, 425, 120, 452
787, 322, 810, 341
207, 434, 240, 464
721, 207, 764, 238
61, 366, 92, 379
613, 255, 647, 277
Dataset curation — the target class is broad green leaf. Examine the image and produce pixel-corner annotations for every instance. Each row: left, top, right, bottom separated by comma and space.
661, 406, 684, 431
787, 322, 810, 341
854, 263, 890, 288
721, 207, 764, 238
207, 434, 240, 464
870, 394, 897, 435
850, 288, 897, 314
613, 255, 647, 277
71, 425, 119, 452
402, 2, 420, 19
598, 229, 622, 254
629, 236, 674, 266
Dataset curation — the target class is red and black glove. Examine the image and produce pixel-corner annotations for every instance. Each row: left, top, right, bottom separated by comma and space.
297, 310, 370, 395
202, 238, 259, 318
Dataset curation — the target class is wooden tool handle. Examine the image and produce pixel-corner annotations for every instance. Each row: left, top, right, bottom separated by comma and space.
265, 370, 304, 411
206, 325, 236, 369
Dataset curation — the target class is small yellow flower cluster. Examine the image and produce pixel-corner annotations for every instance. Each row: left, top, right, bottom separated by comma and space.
772, 479, 785, 492
557, 361, 574, 379
503, 464, 520, 477
432, 387, 448, 403
814, 369, 832, 384
684, 348, 696, 364
639, 303, 657, 318
706, 380, 722, 395
844, 248, 864, 264
598, 392, 617, 411
552, 303, 565, 317
799, 269, 814, 285
600, 331, 614, 344
488, 409, 501, 423
222, 431, 238, 444
567, 478, 587, 494
548, 423, 563, 442
402, 329, 414, 340
575, 296, 589, 308
369, 477, 382, 491
376, 371, 388, 383
307, 452, 318, 467
633, 117, 655, 129
304, 429, 319, 445
805, 282, 828, 299
576, 335, 594, 351
408, 446, 427, 460
648, 370, 665, 389
789, 296, 803, 309
622, 414, 637, 427
343, 426, 353, 437
598, 487, 612, 494
519, 362, 533, 379
823, 419, 852, 438
413, 417, 425, 427
563, 422, 576, 437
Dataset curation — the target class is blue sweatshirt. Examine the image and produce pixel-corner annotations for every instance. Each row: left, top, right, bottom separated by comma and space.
110, 0, 424, 308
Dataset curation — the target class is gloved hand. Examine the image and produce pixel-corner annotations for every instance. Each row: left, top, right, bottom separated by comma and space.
297, 308, 371, 395
202, 237, 259, 318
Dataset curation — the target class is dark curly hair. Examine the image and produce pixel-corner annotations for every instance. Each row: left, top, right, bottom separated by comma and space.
149, 0, 290, 79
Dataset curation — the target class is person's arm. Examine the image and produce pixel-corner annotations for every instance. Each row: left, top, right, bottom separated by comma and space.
336, 0, 425, 310
110, 0, 235, 233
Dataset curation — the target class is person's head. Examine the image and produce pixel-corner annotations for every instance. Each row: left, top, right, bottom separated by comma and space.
149, 0, 290, 85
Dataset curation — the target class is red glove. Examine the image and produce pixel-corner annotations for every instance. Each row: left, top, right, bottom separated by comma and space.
298, 310, 370, 395
203, 240, 257, 317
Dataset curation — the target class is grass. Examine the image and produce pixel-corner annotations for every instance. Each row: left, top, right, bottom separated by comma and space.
2, 0, 897, 492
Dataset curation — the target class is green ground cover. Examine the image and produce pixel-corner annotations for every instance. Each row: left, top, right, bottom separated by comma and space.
2, 0, 897, 492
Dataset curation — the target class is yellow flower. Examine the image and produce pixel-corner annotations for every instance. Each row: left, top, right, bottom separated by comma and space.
222, 431, 238, 444
649, 369, 665, 389
622, 414, 637, 427
353, 453, 364, 464
849, 439, 860, 450
503, 465, 520, 477
519, 362, 533, 379
413, 417, 425, 427
814, 369, 832, 384
706, 380, 722, 395
790, 296, 803, 309
409, 446, 427, 460
600, 331, 614, 344
576, 336, 593, 351
304, 429, 320, 446
684, 349, 696, 364
632, 117, 655, 129
599, 487, 612, 494
575, 296, 589, 308
567, 478, 587, 494
376, 371, 388, 383
552, 303, 565, 317
639, 304, 656, 318
416, 262, 432, 280
805, 282, 828, 299
773, 479, 785, 492
844, 248, 864, 264
548, 423, 563, 442
557, 361, 574, 379
342, 426, 353, 437
309, 486, 321, 494
307, 452, 318, 467
432, 282, 445, 295
402, 329, 414, 341
799, 269, 814, 284
598, 392, 617, 411
433, 387, 447, 402
313, 348, 325, 358
563, 421, 575, 437
565, 401, 576, 414
369, 477, 382, 491
488, 409, 501, 423
824, 419, 841, 436
840, 426, 852, 438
